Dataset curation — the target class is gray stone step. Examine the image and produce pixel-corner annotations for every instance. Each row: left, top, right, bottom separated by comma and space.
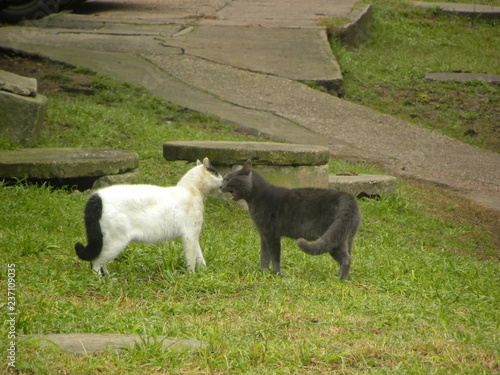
0, 70, 46, 146
163, 141, 330, 166
0, 90, 47, 146
425, 72, 500, 86
19, 333, 207, 355
163, 141, 330, 189
329, 173, 397, 197
414, 2, 500, 19
0, 148, 139, 179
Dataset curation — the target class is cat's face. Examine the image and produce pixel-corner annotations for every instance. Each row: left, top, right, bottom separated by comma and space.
221, 160, 252, 201
197, 157, 223, 197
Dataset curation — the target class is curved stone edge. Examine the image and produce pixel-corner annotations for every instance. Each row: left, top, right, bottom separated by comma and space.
19, 334, 208, 355
0, 148, 139, 179
163, 141, 330, 166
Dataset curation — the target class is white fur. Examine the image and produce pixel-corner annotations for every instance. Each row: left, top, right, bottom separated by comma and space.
90, 158, 222, 274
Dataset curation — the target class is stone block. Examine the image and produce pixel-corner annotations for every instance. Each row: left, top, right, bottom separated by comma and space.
163, 141, 330, 166
329, 174, 397, 197
0, 90, 47, 145
163, 141, 330, 189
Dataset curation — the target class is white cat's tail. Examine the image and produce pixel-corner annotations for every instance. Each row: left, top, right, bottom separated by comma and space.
296, 193, 361, 256
74, 193, 103, 262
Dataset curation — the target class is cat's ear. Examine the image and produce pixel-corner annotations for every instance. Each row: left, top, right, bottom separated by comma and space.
202, 157, 211, 169
241, 159, 252, 175
196, 159, 202, 166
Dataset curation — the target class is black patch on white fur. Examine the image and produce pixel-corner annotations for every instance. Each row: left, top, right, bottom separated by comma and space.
207, 166, 221, 178
74, 193, 104, 262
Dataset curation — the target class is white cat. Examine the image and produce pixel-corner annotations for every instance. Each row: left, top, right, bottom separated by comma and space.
74, 158, 222, 276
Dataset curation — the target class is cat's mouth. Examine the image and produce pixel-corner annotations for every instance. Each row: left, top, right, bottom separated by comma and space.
230, 191, 236, 200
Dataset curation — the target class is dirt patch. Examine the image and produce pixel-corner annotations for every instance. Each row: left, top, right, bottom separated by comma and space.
0, 50, 94, 96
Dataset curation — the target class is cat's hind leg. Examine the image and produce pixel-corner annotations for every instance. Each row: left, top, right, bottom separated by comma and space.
195, 242, 206, 268
90, 237, 128, 277
329, 241, 351, 282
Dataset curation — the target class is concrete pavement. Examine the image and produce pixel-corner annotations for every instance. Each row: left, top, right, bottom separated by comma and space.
0, 0, 499, 211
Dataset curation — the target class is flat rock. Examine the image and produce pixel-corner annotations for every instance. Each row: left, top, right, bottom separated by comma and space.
19, 333, 208, 354
0, 148, 139, 179
425, 72, 500, 86
0, 69, 37, 97
163, 141, 330, 166
329, 173, 397, 197
414, 2, 500, 19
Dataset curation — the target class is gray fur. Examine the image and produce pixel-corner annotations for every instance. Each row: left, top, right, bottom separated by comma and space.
221, 160, 361, 281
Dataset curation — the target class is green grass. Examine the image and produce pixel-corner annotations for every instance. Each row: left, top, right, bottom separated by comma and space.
331, 0, 500, 153
1, 67, 499, 374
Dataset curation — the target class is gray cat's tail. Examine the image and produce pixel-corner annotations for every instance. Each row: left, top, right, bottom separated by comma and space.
74, 194, 103, 261
296, 194, 360, 255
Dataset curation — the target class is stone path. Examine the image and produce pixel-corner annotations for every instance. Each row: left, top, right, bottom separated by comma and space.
0, 0, 498, 211
19, 333, 207, 354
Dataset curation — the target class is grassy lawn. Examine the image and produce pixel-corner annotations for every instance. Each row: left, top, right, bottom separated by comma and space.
331, 0, 500, 153
1, 53, 499, 374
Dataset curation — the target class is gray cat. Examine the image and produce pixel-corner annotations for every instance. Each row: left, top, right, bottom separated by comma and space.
221, 160, 361, 281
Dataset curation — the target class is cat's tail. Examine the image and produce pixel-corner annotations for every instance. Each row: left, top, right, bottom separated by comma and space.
74, 193, 103, 261
296, 194, 360, 255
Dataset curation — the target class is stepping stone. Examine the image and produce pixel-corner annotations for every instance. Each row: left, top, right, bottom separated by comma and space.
19, 333, 207, 355
163, 141, 330, 189
329, 173, 397, 197
414, 2, 500, 19
0, 148, 139, 190
425, 72, 500, 86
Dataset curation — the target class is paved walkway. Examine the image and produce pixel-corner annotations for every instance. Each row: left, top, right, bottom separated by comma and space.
0, 0, 499, 211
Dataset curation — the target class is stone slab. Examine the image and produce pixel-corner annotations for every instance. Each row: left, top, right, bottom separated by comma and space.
0, 148, 139, 179
414, 2, 500, 19
163, 141, 330, 166
0, 90, 47, 145
329, 173, 397, 197
425, 72, 500, 86
19, 333, 208, 354
0, 69, 37, 97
